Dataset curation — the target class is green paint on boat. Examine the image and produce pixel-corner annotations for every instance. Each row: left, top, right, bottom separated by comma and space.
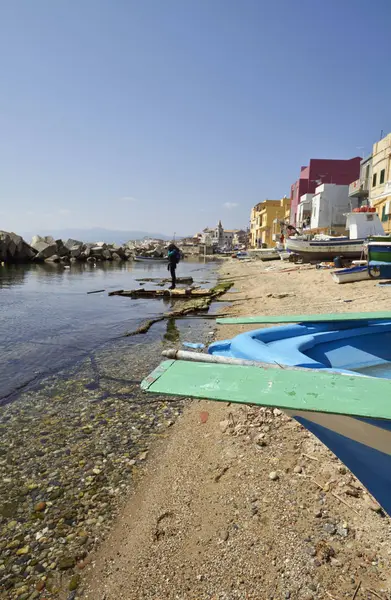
141, 359, 391, 420
216, 311, 391, 325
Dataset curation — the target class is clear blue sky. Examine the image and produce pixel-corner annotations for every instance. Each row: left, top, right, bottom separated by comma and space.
1, 0, 390, 236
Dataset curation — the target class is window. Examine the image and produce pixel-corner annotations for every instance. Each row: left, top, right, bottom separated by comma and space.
373, 173, 377, 187
380, 169, 385, 184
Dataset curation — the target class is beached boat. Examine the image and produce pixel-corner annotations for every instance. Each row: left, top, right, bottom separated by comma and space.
331, 265, 371, 284
285, 212, 385, 262
367, 238, 391, 280
134, 255, 167, 262
142, 311, 391, 516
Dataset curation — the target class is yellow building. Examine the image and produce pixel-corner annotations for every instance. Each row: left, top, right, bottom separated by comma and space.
370, 132, 391, 233
250, 197, 290, 248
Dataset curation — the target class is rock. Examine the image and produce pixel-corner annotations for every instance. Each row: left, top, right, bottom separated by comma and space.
138, 451, 148, 461
0, 231, 37, 263
34, 502, 46, 512
45, 254, 60, 263
200, 411, 209, 424
16, 546, 30, 555
64, 238, 83, 251
344, 486, 360, 498
69, 574, 80, 591
219, 419, 230, 433
336, 524, 349, 537
102, 249, 111, 260
323, 523, 337, 535
33, 240, 58, 260
273, 408, 282, 416
55, 239, 69, 257
305, 546, 316, 557
111, 252, 121, 261
58, 556, 76, 570
269, 471, 279, 481
70, 246, 82, 258
364, 496, 382, 513
294, 465, 303, 473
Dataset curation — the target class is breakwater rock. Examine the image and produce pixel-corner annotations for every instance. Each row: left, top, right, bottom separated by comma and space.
0, 231, 170, 265
0, 231, 37, 264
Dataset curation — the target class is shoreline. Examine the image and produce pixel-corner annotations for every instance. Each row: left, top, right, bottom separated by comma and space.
81, 258, 391, 600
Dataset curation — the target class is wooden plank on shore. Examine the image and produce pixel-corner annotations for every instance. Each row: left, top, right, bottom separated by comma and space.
216, 311, 391, 325
141, 359, 391, 420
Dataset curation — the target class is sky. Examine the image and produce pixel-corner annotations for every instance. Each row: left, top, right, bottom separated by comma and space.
1, 0, 391, 236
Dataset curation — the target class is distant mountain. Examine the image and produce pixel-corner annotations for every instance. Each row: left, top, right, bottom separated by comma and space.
20, 228, 177, 244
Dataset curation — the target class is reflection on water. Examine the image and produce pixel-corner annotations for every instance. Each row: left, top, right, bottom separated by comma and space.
0, 259, 217, 402
164, 318, 180, 342
352, 363, 391, 379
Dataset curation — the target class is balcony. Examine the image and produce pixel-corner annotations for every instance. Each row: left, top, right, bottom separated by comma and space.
349, 178, 369, 198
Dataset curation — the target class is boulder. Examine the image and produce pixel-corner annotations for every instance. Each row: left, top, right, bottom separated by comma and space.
0, 231, 36, 263
91, 246, 104, 257
111, 252, 121, 261
70, 246, 82, 259
64, 238, 83, 251
45, 255, 60, 263
56, 240, 69, 257
95, 242, 107, 249
102, 249, 111, 260
33, 241, 59, 260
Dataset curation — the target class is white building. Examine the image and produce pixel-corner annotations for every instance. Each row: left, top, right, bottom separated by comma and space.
310, 184, 359, 230
297, 194, 314, 229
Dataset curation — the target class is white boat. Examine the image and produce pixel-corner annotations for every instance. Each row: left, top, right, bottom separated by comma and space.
134, 255, 166, 262
248, 248, 280, 261
285, 212, 385, 262
331, 265, 371, 284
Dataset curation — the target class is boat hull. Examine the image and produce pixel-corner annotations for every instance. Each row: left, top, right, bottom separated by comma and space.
134, 256, 167, 262
331, 265, 370, 284
285, 238, 365, 261
209, 320, 391, 514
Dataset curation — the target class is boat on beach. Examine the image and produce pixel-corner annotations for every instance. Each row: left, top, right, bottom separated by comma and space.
331, 265, 371, 284
367, 238, 391, 280
285, 212, 385, 262
142, 311, 391, 516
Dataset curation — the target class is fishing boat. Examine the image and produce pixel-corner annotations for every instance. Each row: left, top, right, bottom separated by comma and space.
367, 237, 391, 280
331, 265, 371, 284
134, 255, 167, 262
285, 212, 385, 262
142, 311, 391, 516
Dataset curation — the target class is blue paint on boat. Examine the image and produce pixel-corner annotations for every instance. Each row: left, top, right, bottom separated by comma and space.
208, 319, 391, 514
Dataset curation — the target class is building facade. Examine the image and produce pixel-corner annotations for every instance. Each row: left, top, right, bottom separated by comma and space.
369, 132, 391, 233
250, 197, 290, 248
310, 184, 359, 232
290, 157, 361, 226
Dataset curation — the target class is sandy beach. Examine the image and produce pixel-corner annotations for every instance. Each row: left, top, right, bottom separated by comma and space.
78, 259, 391, 600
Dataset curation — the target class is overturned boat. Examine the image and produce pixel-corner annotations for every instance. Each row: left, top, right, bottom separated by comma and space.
142, 311, 391, 516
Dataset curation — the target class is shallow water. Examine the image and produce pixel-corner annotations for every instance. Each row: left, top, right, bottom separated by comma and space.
0, 259, 217, 402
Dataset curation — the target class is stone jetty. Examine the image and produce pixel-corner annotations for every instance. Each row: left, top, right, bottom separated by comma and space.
0, 231, 167, 265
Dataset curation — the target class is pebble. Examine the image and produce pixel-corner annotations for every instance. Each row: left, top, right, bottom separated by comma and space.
199, 411, 209, 424
34, 501, 47, 512
323, 523, 337, 535
269, 471, 279, 481
293, 466, 302, 474
219, 420, 230, 433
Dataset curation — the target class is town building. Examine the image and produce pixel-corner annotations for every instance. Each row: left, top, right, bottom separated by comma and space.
250, 197, 290, 248
290, 157, 361, 227
309, 184, 359, 233
369, 132, 391, 233
348, 154, 372, 206
200, 221, 244, 250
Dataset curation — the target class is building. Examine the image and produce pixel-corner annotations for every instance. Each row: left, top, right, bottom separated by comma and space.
309, 184, 359, 232
251, 197, 290, 248
348, 154, 372, 205
290, 157, 361, 226
369, 132, 391, 233
232, 229, 247, 247
200, 221, 242, 250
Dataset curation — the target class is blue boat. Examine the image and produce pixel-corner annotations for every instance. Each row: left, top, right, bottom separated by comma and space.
208, 319, 391, 514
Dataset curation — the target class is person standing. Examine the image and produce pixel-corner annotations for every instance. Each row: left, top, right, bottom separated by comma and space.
167, 243, 180, 289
